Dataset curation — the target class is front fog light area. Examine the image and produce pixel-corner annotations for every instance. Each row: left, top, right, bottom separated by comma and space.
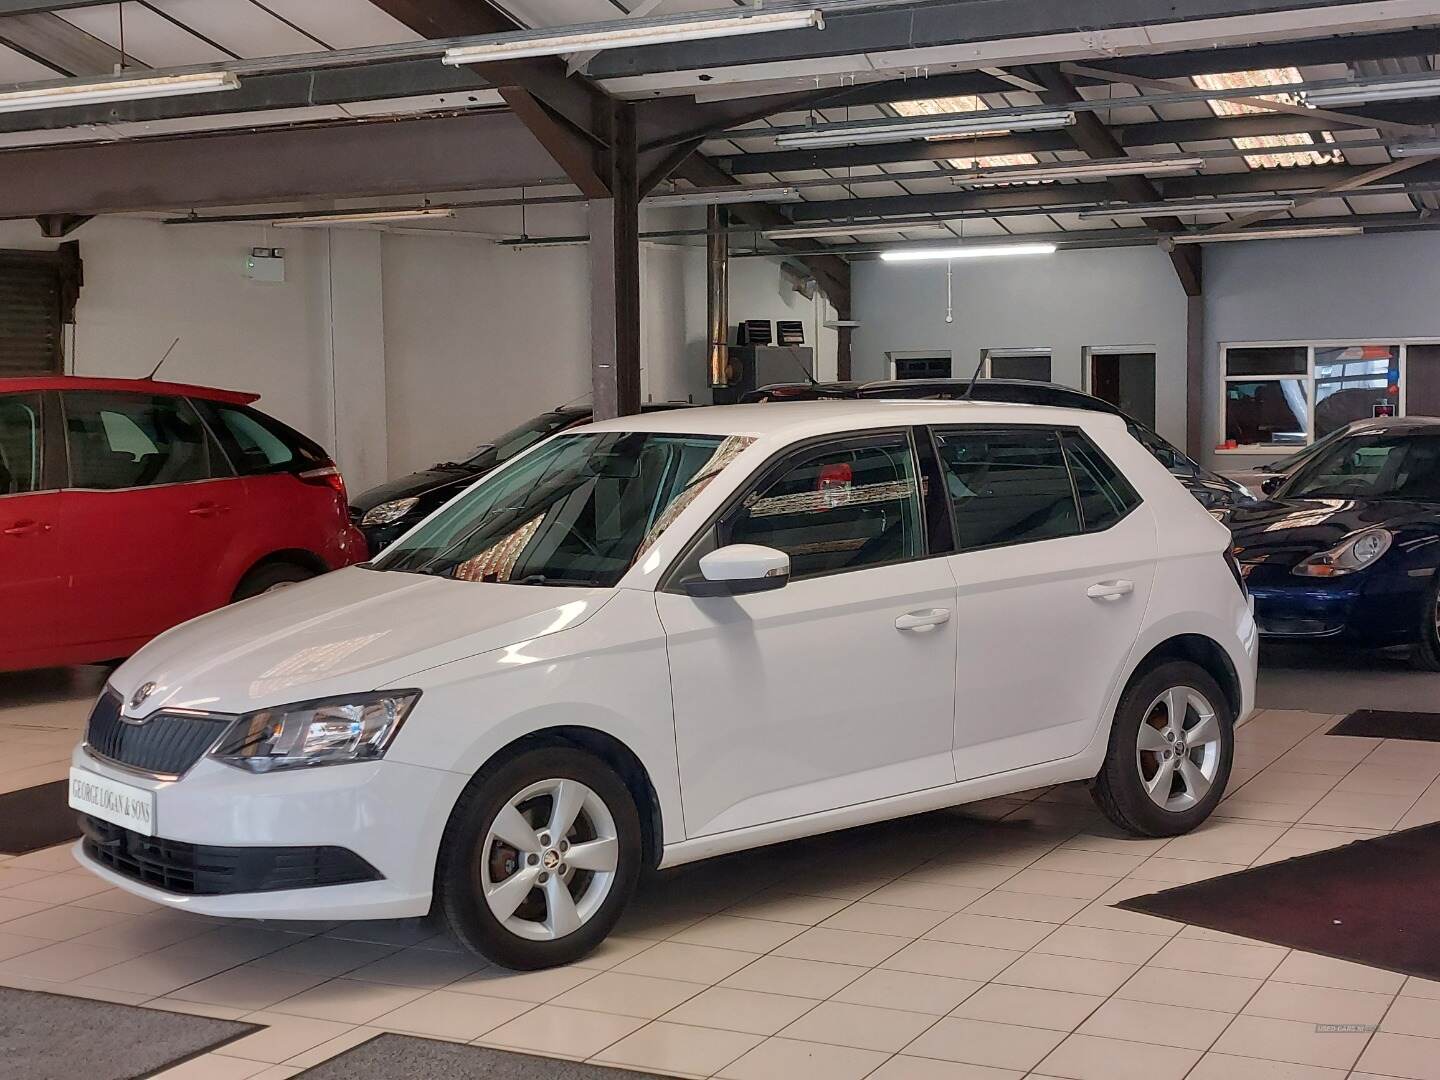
211, 691, 420, 772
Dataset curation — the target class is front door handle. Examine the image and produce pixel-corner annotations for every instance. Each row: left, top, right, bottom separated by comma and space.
188, 502, 228, 518
1087, 580, 1135, 601
2, 519, 50, 538
895, 609, 952, 632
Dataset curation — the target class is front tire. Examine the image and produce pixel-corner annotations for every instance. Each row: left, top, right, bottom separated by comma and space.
232, 561, 316, 601
1090, 661, 1234, 838
436, 746, 642, 969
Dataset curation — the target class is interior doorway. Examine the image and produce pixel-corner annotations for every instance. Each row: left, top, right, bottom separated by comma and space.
1087, 349, 1157, 428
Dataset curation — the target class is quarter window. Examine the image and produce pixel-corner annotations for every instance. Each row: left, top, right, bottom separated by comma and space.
726, 435, 923, 579
63, 391, 212, 490
935, 428, 1081, 551
0, 393, 41, 494
1063, 431, 1140, 532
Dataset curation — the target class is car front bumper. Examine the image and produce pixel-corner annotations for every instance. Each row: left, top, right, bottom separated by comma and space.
1247, 568, 1428, 646
69, 745, 468, 920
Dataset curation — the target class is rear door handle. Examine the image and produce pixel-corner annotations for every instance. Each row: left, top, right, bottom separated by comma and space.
1087, 580, 1135, 601
188, 502, 228, 518
2, 520, 50, 538
895, 609, 952, 632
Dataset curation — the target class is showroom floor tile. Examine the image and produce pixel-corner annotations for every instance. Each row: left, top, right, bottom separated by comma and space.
4, 680, 1440, 1078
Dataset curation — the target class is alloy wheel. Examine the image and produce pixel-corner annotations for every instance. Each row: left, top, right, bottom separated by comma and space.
1134, 686, 1223, 812
479, 778, 620, 942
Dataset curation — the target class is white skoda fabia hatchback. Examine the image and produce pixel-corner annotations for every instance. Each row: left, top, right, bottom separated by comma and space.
71, 402, 1257, 969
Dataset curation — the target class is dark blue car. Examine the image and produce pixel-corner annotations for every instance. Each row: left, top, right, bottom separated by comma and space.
1228, 417, 1440, 668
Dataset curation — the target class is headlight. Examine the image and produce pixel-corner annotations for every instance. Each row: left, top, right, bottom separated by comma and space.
1292, 528, 1393, 578
210, 691, 420, 773
361, 497, 420, 527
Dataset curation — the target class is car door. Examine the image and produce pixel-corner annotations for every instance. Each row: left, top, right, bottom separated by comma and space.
655, 429, 959, 838
932, 425, 1157, 781
0, 390, 68, 665
58, 389, 240, 649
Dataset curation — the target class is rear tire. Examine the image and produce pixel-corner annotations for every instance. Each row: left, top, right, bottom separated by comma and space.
1090, 660, 1234, 838
436, 746, 642, 969
1412, 576, 1440, 671
232, 561, 316, 601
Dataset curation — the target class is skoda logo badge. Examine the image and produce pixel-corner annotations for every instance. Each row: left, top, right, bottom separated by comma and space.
130, 682, 157, 710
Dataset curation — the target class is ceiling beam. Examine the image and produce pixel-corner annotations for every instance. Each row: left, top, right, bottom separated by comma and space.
0, 111, 566, 218
585, 0, 1409, 79
0, 11, 122, 76
1027, 64, 1199, 294
715, 99, 1440, 175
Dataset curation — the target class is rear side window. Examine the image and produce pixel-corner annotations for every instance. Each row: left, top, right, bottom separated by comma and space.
63, 391, 213, 490
200, 402, 328, 476
0, 392, 41, 494
935, 428, 1080, 552
1063, 431, 1141, 532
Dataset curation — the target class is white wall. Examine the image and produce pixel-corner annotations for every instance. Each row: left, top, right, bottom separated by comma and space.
3, 213, 829, 491
852, 245, 1191, 445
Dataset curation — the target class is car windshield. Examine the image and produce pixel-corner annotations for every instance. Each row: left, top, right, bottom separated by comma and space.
1260, 424, 1352, 475
1281, 433, 1440, 501
376, 431, 752, 586
452, 411, 581, 469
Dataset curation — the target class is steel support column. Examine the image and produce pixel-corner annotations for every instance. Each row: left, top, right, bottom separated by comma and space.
1186, 274, 1206, 460
590, 102, 642, 421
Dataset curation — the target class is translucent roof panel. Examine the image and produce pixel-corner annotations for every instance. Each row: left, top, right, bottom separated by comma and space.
1191, 68, 1345, 169
891, 96, 1039, 170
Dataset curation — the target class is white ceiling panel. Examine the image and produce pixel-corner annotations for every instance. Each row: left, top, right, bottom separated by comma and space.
147, 0, 325, 58
59, 4, 232, 65
258, 0, 421, 49
0, 42, 61, 82
1347, 192, 1422, 214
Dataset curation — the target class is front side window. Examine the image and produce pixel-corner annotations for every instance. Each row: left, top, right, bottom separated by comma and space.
63, 391, 211, 490
374, 431, 749, 587
1283, 434, 1440, 501
724, 435, 923, 580
936, 428, 1081, 551
0, 393, 41, 494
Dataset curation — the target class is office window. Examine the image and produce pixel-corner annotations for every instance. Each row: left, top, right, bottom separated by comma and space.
987, 351, 1052, 382
1223, 343, 1434, 449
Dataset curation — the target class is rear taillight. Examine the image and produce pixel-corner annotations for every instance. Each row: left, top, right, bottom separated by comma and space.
298, 463, 346, 499
1223, 547, 1249, 597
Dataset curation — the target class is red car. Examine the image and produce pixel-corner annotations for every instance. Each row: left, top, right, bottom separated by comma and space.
0, 376, 366, 672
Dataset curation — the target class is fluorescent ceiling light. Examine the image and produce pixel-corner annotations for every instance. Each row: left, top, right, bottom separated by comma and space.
0, 70, 239, 114
442, 9, 822, 64
880, 243, 1058, 262
1079, 197, 1296, 219
950, 158, 1204, 185
1170, 225, 1363, 245
273, 208, 456, 227
1388, 138, 1440, 157
1306, 76, 1440, 106
774, 109, 1075, 149
763, 221, 951, 240
647, 185, 800, 207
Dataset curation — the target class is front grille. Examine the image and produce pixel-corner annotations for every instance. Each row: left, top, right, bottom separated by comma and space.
79, 816, 383, 896
85, 689, 232, 776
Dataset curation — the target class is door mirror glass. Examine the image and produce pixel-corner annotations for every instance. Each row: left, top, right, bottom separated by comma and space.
687, 544, 790, 597
1260, 474, 1285, 496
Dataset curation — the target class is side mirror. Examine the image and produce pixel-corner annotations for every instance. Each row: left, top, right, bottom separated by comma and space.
1260, 475, 1284, 496
685, 544, 791, 597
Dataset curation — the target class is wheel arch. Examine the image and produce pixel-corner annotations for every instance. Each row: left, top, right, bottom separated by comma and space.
1125, 633, 1243, 719
465, 726, 665, 870
231, 549, 328, 597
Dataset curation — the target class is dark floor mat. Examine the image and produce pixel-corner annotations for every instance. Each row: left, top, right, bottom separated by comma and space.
1328, 709, 1440, 741
0, 986, 257, 1080
1119, 821, 1440, 980
0, 781, 82, 855
297, 1033, 674, 1078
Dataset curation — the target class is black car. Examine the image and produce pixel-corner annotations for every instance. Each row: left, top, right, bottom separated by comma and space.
1228, 417, 1440, 667
744, 378, 1249, 511
351, 402, 691, 552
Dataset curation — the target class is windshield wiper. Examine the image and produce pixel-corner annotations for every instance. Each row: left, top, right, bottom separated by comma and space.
515, 574, 601, 587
